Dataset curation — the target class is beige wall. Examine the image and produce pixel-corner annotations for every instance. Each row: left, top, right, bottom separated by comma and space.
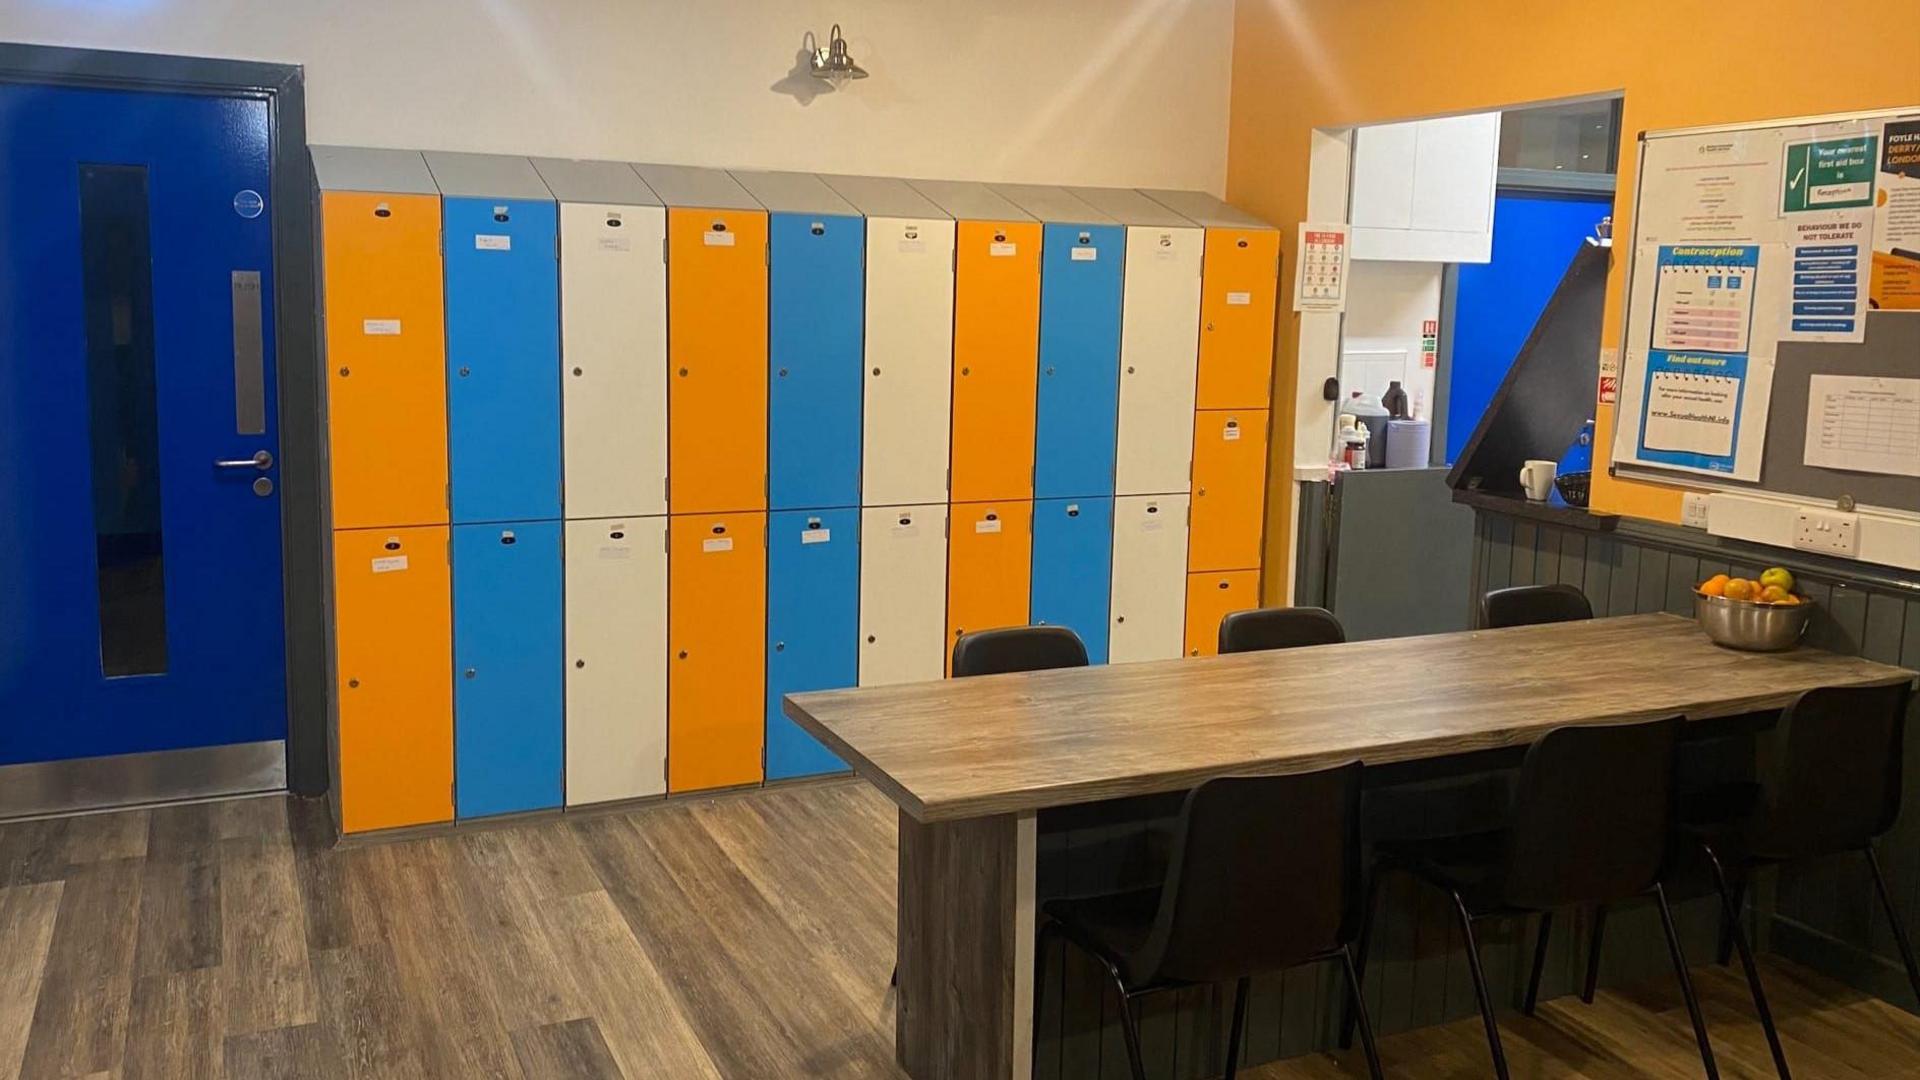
2, 0, 1234, 190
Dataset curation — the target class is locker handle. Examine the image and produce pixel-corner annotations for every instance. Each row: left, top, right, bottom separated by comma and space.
609, 530, 625, 540
458, 366, 470, 377
866, 635, 877, 644
373, 204, 391, 219
575, 659, 586, 669
678, 367, 689, 377
678, 650, 689, 659
464, 668, 476, 679
775, 642, 785, 652
872, 366, 881, 376
606, 217, 623, 228
348, 678, 360, 688
383, 539, 402, 550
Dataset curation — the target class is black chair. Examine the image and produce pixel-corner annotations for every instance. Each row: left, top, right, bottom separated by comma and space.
1349, 717, 1718, 1080
1678, 682, 1918, 1080
1039, 764, 1384, 1080
952, 625, 1088, 676
1218, 605, 1346, 653
1480, 583, 1593, 629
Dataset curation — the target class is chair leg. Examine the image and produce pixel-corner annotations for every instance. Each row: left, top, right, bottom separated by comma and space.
1222, 976, 1251, 1080
1340, 866, 1385, 1050
1105, 972, 1148, 1080
1865, 845, 1920, 1007
1449, 890, 1511, 1080
1653, 883, 1721, 1080
1703, 845, 1788, 1079
1582, 903, 1609, 1004
1716, 874, 1748, 967
1338, 944, 1386, 1080
1523, 910, 1554, 1016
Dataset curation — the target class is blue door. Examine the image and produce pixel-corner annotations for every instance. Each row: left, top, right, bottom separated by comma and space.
452, 521, 563, 816
1035, 224, 1125, 499
0, 84, 286, 768
444, 196, 561, 523
769, 213, 865, 510
765, 508, 859, 780
1030, 497, 1114, 663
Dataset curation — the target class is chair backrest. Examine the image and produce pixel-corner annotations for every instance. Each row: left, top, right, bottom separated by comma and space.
951, 625, 1088, 678
1751, 683, 1914, 859
1218, 606, 1347, 654
1481, 583, 1593, 629
1498, 716, 1681, 909
1130, 763, 1364, 984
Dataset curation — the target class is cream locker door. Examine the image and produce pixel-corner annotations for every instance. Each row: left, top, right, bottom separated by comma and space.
862, 217, 957, 506
1108, 494, 1191, 663
564, 516, 668, 804
859, 504, 949, 686
561, 202, 668, 518
1114, 225, 1204, 496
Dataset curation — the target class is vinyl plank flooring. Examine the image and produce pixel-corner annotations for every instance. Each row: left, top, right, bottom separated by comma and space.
223, 1021, 337, 1080
217, 800, 317, 1037
119, 968, 223, 1080
509, 1017, 624, 1080
447, 830, 586, 1029
0, 882, 63, 1080
17, 857, 143, 1078
309, 943, 436, 1080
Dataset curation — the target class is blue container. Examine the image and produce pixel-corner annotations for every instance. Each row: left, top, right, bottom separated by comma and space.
1035, 224, 1126, 499
444, 196, 561, 523
769, 213, 866, 510
453, 520, 563, 816
1030, 496, 1114, 663
765, 508, 859, 779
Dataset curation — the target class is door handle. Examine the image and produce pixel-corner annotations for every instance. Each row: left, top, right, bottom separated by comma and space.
214, 450, 273, 470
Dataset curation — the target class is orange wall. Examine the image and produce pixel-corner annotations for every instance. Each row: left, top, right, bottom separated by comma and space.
1227, 0, 1920, 600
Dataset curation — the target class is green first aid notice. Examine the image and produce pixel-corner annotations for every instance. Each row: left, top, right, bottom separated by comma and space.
1782, 135, 1879, 212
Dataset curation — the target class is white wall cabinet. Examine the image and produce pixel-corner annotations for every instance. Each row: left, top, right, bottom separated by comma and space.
559, 201, 668, 517
1108, 494, 1190, 663
858, 504, 949, 686
1350, 112, 1500, 264
564, 516, 668, 805
1114, 224, 1204, 495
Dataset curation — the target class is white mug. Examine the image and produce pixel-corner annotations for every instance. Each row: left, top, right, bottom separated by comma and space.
1519, 459, 1556, 502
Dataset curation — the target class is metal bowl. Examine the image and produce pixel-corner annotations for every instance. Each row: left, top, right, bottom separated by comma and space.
1694, 592, 1813, 652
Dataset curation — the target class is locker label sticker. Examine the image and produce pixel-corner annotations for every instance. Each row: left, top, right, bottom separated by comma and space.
597, 236, 633, 252
989, 242, 1018, 258
891, 520, 920, 536
702, 537, 734, 553
597, 546, 632, 560
974, 519, 1002, 534
1141, 518, 1164, 531
800, 528, 832, 545
1070, 248, 1099, 262
1226, 291, 1252, 306
370, 555, 409, 574
1223, 425, 1242, 441
704, 230, 735, 247
362, 319, 402, 336
898, 239, 926, 254
474, 234, 512, 251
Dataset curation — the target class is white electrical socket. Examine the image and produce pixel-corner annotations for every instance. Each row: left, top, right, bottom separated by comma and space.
1793, 509, 1861, 558
1681, 493, 1711, 530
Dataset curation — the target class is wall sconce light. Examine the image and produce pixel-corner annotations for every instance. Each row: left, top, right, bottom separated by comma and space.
808, 24, 868, 89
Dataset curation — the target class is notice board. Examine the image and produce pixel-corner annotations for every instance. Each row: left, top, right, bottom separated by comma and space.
1610, 106, 1920, 513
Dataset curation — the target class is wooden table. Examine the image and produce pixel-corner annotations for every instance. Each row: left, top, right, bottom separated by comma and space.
784, 614, 1917, 1080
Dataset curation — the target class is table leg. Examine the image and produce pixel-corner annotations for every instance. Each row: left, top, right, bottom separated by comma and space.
896, 808, 1037, 1080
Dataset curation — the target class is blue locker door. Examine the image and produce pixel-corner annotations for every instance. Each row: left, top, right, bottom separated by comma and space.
445, 197, 560, 523
1030, 497, 1114, 663
769, 213, 866, 510
1035, 224, 1126, 499
765, 508, 859, 779
453, 521, 563, 816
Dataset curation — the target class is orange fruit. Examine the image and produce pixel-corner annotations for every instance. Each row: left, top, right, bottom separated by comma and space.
1760, 585, 1790, 604
1699, 574, 1730, 597
1722, 579, 1752, 601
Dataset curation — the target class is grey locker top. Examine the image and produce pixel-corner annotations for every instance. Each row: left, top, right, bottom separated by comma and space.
989, 184, 1114, 226
632, 163, 762, 211
727, 171, 857, 217
310, 146, 438, 195
1066, 186, 1196, 228
820, 175, 948, 220
1140, 189, 1275, 230
421, 151, 553, 201
529, 158, 661, 206
908, 180, 1033, 223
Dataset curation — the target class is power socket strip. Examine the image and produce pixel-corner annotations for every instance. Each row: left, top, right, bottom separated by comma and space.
1793, 508, 1861, 558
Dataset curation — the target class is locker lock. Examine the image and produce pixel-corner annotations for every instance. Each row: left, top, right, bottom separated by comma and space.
775, 642, 785, 652
679, 367, 689, 377
1116, 616, 1125, 624
465, 668, 476, 679
572, 366, 584, 376
1146, 505, 1158, 514
867, 634, 877, 644
897, 515, 911, 526
384, 539, 402, 550
806, 517, 821, 528
678, 650, 689, 659
1218, 581, 1230, 589
1236, 238, 1249, 248
993, 231, 1006, 243
500, 531, 517, 545
985, 512, 998, 522
1126, 365, 1135, 375
348, 678, 360, 688
711, 221, 728, 232
1066, 505, 1080, 518
609, 530, 625, 540
373, 203, 392, 219
778, 368, 789, 378
871, 366, 881, 376
960, 366, 970, 376
1077, 232, 1091, 244
1044, 365, 1055, 376
711, 524, 726, 534
338, 366, 351, 377
810, 222, 825, 236
575, 659, 586, 668
605, 215, 623, 228
493, 206, 510, 223
458, 366, 470, 377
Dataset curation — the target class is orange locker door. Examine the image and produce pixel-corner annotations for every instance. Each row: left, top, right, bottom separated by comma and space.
668, 511, 767, 792
1188, 409, 1269, 572
950, 221, 1042, 502
945, 501, 1033, 674
668, 209, 769, 514
1184, 570, 1259, 657
1194, 228, 1280, 410
321, 191, 448, 529
333, 525, 453, 832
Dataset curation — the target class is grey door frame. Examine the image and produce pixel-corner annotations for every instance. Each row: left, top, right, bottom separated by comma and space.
0, 42, 327, 798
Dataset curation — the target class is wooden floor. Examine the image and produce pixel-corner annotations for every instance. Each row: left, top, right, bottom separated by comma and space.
1, 778, 1915, 1079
